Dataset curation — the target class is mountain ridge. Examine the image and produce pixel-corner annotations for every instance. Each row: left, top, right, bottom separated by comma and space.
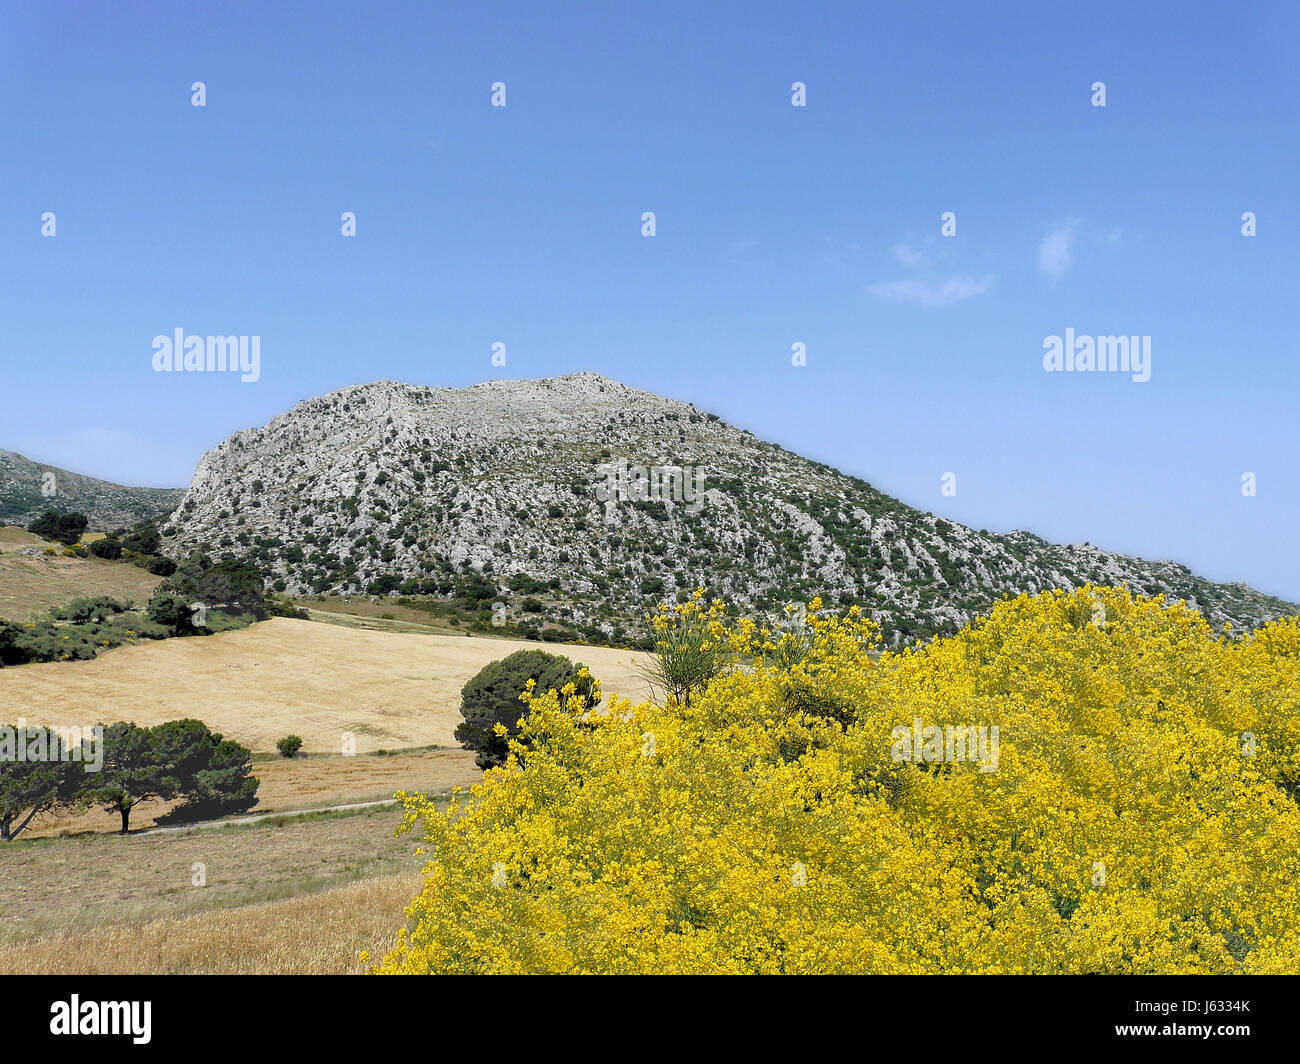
0, 449, 185, 531
155, 374, 1297, 645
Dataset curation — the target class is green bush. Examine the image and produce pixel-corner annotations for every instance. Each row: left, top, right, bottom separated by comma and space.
120, 520, 162, 555
276, 735, 303, 758
454, 572, 498, 608
455, 649, 600, 769
88, 536, 124, 560
28, 511, 89, 545
147, 588, 197, 632
147, 556, 177, 576
0, 596, 169, 666
50, 596, 129, 624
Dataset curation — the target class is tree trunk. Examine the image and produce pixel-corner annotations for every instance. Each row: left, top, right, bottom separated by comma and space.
7, 802, 47, 841
120, 807, 130, 834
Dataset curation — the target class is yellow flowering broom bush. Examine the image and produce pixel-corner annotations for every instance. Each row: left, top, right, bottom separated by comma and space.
376, 587, 1300, 973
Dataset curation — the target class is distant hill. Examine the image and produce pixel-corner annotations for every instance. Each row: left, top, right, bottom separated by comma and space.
160, 374, 1298, 645
0, 450, 184, 531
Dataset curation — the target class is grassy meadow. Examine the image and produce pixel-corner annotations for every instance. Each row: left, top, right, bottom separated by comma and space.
0, 527, 162, 620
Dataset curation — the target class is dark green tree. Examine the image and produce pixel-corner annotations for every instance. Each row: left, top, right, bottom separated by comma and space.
120, 519, 162, 555
455, 572, 499, 609
455, 649, 600, 769
89, 719, 258, 831
88, 536, 124, 560
167, 724, 259, 819
147, 553, 269, 633
28, 511, 89, 545
146, 587, 199, 632
90, 721, 178, 833
0, 726, 88, 840
0, 621, 23, 666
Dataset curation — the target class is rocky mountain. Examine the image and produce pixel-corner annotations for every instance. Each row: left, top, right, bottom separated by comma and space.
0, 450, 184, 531
163, 374, 1297, 645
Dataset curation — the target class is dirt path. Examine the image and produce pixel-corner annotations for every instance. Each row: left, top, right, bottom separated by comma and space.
139, 798, 401, 835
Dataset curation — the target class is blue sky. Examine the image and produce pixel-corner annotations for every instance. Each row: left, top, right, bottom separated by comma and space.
2, 0, 1298, 601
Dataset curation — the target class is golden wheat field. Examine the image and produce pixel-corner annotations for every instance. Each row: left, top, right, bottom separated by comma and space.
0, 617, 654, 754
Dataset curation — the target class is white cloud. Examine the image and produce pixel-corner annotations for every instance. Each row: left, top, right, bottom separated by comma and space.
891, 242, 928, 268
1038, 217, 1081, 278
866, 274, 994, 307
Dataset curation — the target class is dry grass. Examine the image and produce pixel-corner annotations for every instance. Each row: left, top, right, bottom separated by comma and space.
251, 747, 481, 809
0, 872, 417, 974
0, 803, 426, 945
0, 528, 161, 620
19, 748, 483, 838
306, 605, 454, 634
0, 617, 654, 753
0, 759, 467, 973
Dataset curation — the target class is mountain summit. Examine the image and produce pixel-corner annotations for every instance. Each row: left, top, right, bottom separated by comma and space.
163, 375, 1296, 644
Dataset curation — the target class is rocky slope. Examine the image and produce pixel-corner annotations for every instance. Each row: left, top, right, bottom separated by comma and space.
162, 374, 1297, 645
0, 450, 184, 531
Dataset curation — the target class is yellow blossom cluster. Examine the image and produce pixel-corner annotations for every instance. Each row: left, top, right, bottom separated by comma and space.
375, 586, 1300, 974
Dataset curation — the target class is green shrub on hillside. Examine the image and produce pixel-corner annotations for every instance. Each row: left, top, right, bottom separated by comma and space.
0, 599, 170, 666
28, 511, 89, 545
88, 536, 124, 560
147, 552, 269, 634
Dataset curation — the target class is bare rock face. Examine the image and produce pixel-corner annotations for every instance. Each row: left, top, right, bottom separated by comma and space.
163, 374, 1296, 645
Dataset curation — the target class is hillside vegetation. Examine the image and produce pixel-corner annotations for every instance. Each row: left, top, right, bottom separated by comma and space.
0, 450, 182, 530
